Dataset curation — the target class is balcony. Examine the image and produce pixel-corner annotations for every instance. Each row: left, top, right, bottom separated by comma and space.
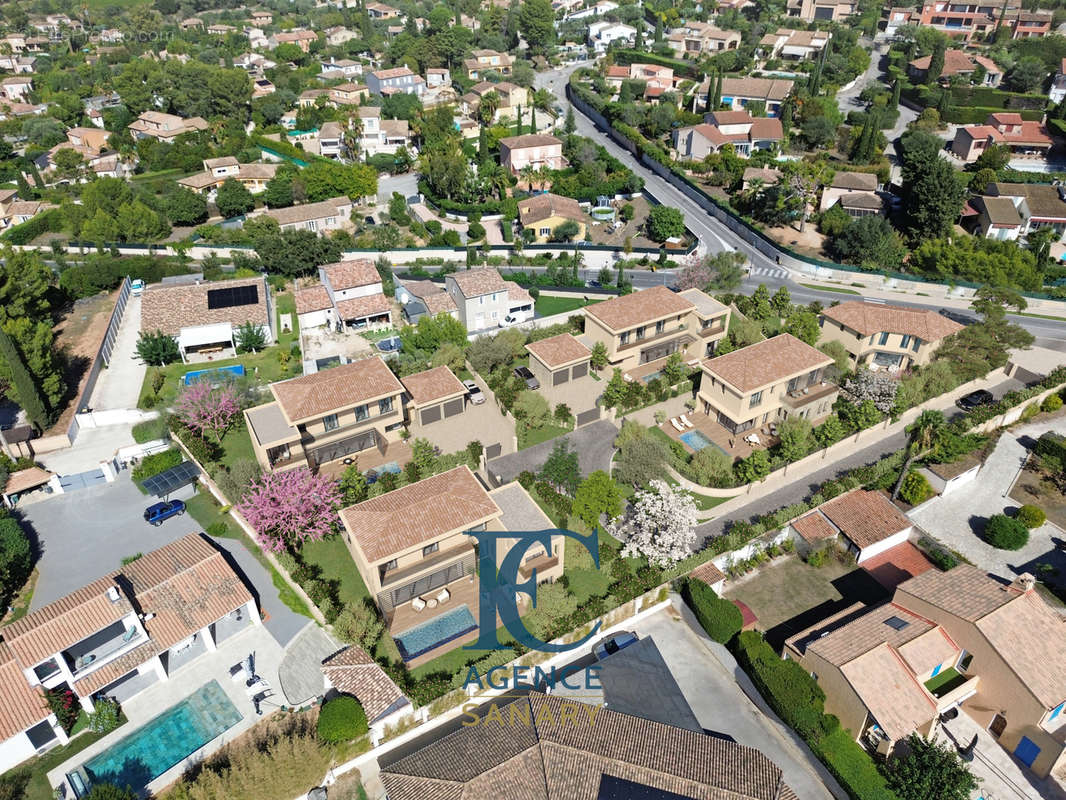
302, 407, 400, 445
698, 323, 726, 338
925, 668, 980, 711
64, 620, 145, 676
519, 554, 559, 580
781, 382, 838, 410
617, 324, 689, 352
381, 542, 475, 589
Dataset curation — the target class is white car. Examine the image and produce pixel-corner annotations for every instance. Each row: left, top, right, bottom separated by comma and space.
130, 278, 144, 296
499, 313, 520, 327
462, 379, 485, 404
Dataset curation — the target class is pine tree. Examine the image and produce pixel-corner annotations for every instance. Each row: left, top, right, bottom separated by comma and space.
0, 325, 49, 431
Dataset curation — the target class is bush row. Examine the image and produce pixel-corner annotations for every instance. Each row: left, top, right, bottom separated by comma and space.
2, 208, 65, 245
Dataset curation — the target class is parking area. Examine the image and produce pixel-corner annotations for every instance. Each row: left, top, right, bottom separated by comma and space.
408, 374, 516, 459
18, 472, 308, 646
486, 418, 618, 485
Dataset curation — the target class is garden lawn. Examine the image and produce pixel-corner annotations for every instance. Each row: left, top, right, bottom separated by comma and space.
518, 423, 571, 450
299, 535, 371, 606
185, 490, 314, 619
143, 348, 294, 409
799, 283, 860, 295
534, 296, 602, 317
16, 716, 127, 800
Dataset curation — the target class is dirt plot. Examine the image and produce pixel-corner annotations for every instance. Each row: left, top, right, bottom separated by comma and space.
587, 195, 660, 249
43, 291, 116, 435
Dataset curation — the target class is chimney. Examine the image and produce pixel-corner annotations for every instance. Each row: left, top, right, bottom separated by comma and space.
1012, 573, 1036, 592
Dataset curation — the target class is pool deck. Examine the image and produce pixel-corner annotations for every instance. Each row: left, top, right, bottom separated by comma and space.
49, 623, 286, 798
657, 412, 779, 461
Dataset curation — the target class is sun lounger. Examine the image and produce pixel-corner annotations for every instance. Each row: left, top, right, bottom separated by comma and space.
436, 587, 451, 604
671, 418, 685, 432
680, 414, 694, 428
411, 597, 426, 612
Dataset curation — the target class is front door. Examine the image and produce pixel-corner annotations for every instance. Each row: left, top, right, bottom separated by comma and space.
1014, 736, 1040, 768
989, 714, 1007, 738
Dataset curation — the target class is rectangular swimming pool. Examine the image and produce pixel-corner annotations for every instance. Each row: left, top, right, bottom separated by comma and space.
79, 680, 242, 793
395, 603, 477, 661
680, 430, 730, 458
182, 365, 245, 386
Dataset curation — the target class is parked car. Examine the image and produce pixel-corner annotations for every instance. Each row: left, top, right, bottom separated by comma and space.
365, 216, 376, 225
939, 308, 974, 325
499, 313, 523, 327
130, 278, 144, 296
593, 631, 639, 660
376, 336, 403, 353
586, 279, 602, 289
956, 389, 994, 411
144, 500, 186, 526
462, 379, 485, 405
514, 365, 540, 389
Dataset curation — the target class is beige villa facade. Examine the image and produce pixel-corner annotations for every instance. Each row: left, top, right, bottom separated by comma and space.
818, 301, 964, 371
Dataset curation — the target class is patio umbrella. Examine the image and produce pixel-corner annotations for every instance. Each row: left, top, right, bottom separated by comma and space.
243, 653, 256, 682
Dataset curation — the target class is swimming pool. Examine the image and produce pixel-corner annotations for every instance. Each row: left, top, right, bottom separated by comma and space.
78, 681, 242, 793
183, 365, 245, 386
680, 430, 729, 458
395, 603, 477, 661
641, 370, 663, 383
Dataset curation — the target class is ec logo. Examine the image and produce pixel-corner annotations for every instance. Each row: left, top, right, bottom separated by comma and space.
464, 528, 600, 653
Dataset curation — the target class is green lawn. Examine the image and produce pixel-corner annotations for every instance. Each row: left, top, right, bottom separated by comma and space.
518, 423, 571, 450
299, 535, 371, 606
14, 717, 128, 800
924, 667, 968, 697
534, 295, 602, 317
218, 426, 256, 471
185, 490, 314, 619
799, 283, 861, 295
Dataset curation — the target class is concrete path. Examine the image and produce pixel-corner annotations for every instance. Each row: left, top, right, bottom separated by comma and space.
89, 293, 146, 412
633, 602, 846, 800
908, 416, 1066, 582
278, 623, 341, 706
38, 424, 136, 474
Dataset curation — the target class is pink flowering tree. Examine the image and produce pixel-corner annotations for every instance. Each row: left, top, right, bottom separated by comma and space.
175, 381, 241, 443
237, 468, 341, 552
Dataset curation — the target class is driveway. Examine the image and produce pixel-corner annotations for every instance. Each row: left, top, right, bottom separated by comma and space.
88, 293, 146, 412
631, 604, 844, 800
19, 472, 308, 646
908, 416, 1066, 583
486, 418, 618, 484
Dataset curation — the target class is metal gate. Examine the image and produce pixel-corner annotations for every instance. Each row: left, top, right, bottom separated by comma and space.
58, 469, 107, 492
576, 408, 601, 427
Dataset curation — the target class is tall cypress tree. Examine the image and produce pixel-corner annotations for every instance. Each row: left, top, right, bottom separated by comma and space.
654, 17, 662, 42
891, 79, 902, 110
515, 104, 523, 135
530, 105, 537, 133
634, 20, 643, 50
713, 71, 723, 110
0, 325, 49, 431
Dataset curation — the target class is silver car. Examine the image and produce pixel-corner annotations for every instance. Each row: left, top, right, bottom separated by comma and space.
462, 379, 485, 405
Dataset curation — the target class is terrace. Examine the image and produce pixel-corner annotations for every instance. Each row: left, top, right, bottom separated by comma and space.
657, 411, 778, 461
315, 438, 413, 477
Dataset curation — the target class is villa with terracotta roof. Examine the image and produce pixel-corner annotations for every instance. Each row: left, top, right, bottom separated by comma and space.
139, 276, 273, 363
786, 489, 914, 564
400, 365, 469, 429
818, 300, 963, 370
0, 533, 258, 775
691, 76, 794, 117
259, 196, 354, 233
908, 49, 1002, 86
951, 113, 1054, 163
398, 279, 458, 322
127, 110, 209, 144
583, 285, 730, 373
338, 467, 563, 664
516, 193, 589, 242
786, 566, 1066, 775
320, 645, 410, 732
675, 112, 784, 159
293, 260, 392, 331
244, 356, 406, 473
444, 268, 533, 331
463, 49, 513, 79
697, 333, 837, 436
499, 133, 566, 175
177, 156, 279, 195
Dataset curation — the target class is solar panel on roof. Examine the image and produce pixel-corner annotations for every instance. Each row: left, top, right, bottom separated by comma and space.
207, 284, 259, 310
140, 461, 200, 497
884, 615, 910, 631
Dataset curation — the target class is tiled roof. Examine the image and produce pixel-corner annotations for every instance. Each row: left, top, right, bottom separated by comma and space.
974, 195, 1023, 227
525, 333, 591, 369
140, 277, 267, 337
373, 66, 415, 79
791, 512, 838, 543
401, 365, 466, 405
861, 541, 934, 591
584, 286, 694, 332
988, 182, 1066, 220
499, 134, 562, 149
339, 466, 500, 563
897, 627, 960, 677
821, 301, 964, 342
690, 560, 726, 586
719, 76, 793, 101
4, 466, 53, 496
517, 193, 585, 226
72, 640, 163, 695
295, 285, 332, 314
4, 575, 133, 667
125, 533, 253, 650
817, 489, 910, 550
839, 644, 936, 741
403, 280, 457, 314
335, 293, 391, 321
272, 356, 402, 423
707, 110, 753, 125
0, 642, 48, 740
265, 196, 350, 226
324, 259, 379, 291
831, 171, 877, 191
447, 268, 511, 298
897, 564, 1018, 622
381, 693, 792, 799
807, 603, 937, 666
321, 645, 409, 722
703, 334, 830, 392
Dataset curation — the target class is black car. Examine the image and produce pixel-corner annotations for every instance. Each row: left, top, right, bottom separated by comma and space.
956, 389, 994, 411
514, 365, 540, 389
939, 308, 974, 325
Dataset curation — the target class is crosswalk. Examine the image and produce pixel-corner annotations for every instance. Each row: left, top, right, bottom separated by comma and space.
748, 265, 789, 281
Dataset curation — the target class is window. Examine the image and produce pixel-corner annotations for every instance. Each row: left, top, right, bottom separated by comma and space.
323, 413, 339, 432
620, 332, 630, 345
636, 326, 646, 340
749, 391, 762, 408
655, 320, 665, 334
787, 377, 799, 393
379, 397, 393, 415
900, 335, 911, 349
423, 542, 439, 557
355, 404, 369, 422
884, 615, 910, 630
912, 337, 921, 352
878, 331, 889, 345
384, 558, 397, 571
308, 219, 318, 232
539, 227, 551, 236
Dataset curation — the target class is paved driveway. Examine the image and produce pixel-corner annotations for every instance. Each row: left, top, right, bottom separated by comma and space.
486, 419, 618, 484
631, 605, 844, 800
89, 293, 146, 411
19, 472, 307, 646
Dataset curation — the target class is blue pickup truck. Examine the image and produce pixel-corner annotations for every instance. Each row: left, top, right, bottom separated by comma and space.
144, 500, 186, 526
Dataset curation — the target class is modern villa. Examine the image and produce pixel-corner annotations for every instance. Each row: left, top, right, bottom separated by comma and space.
818, 301, 964, 371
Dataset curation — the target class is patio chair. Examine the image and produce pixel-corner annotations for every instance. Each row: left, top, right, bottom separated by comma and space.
680, 414, 694, 428
411, 596, 426, 612
436, 587, 451, 604
670, 418, 685, 432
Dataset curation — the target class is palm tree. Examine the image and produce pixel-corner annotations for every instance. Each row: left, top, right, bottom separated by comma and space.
478, 91, 500, 126
891, 410, 946, 500
343, 114, 363, 160
532, 88, 552, 111
519, 164, 535, 192
534, 166, 551, 192
482, 163, 509, 200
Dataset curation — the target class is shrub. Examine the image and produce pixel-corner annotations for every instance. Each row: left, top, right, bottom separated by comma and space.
316, 695, 369, 743
682, 579, 742, 644
333, 603, 385, 651
88, 698, 122, 734
1016, 504, 1046, 529
0, 517, 33, 607
984, 514, 1029, 550
131, 448, 183, 485
1042, 393, 1063, 412
136, 330, 180, 366
206, 522, 228, 537
131, 416, 170, 444
45, 686, 79, 733
898, 470, 934, 506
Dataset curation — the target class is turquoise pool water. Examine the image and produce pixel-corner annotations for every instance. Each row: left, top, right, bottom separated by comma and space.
183, 364, 245, 386
641, 370, 663, 383
395, 603, 477, 661
81, 681, 241, 792
680, 430, 730, 458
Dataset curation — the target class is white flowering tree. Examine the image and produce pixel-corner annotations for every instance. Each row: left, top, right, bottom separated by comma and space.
608, 480, 698, 567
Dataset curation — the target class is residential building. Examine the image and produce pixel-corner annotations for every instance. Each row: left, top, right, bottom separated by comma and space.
884, 6, 916, 35
907, 49, 1001, 86
693, 77, 794, 116
627, 62, 675, 90
586, 21, 636, 53
916, 0, 1018, 39
397, 279, 458, 323
351, 105, 411, 155
667, 21, 742, 56
140, 276, 274, 362
319, 121, 344, 158
179, 17, 203, 29
177, 156, 278, 195
245, 355, 405, 472
0, 195, 55, 230
234, 53, 276, 72
951, 113, 1054, 162
35, 127, 129, 183
463, 49, 514, 79
444, 268, 534, 331
206, 23, 236, 35
742, 165, 782, 189
565, 0, 618, 20
338, 467, 564, 662
366, 66, 426, 97
400, 365, 470, 430
0, 533, 259, 776
244, 26, 269, 49
787, 489, 915, 564
250, 10, 273, 24
320, 645, 411, 735
0, 55, 37, 74
379, 692, 799, 798
0, 76, 33, 102
366, 2, 401, 17
981, 181, 1066, 240
1050, 58, 1066, 105
261, 196, 354, 233
582, 285, 730, 373
675, 112, 784, 159
697, 333, 837, 435
252, 77, 275, 98
786, 0, 856, 21
524, 333, 593, 406
127, 111, 209, 144
470, 80, 527, 120
1004, 10, 1052, 37
328, 82, 370, 106
517, 193, 589, 242
319, 57, 364, 79
818, 171, 884, 217
818, 300, 963, 370
268, 29, 318, 52
758, 28, 831, 60
500, 133, 566, 176
426, 67, 450, 87
968, 194, 1024, 241
320, 259, 392, 329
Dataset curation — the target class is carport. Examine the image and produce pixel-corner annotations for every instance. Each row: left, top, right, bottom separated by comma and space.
3, 467, 54, 508
140, 461, 200, 499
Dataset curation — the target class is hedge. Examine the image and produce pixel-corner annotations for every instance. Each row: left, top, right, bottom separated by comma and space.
611, 49, 703, 79
131, 448, 183, 487
316, 695, 368, 742
681, 579, 742, 644
941, 106, 1044, 124
2, 208, 65, 245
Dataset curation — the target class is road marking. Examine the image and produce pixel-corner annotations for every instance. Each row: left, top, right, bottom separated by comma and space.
863, 298, 887, 304
748, 266, 788, 281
